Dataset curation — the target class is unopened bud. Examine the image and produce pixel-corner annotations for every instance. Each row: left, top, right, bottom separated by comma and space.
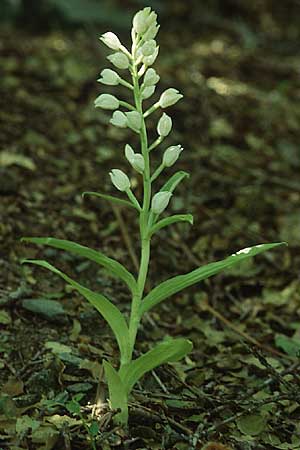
142, 46, 159, 66
157, 113, 172, 137
162, 145, 183, 167
110, 111, 127, 128
141, 39, 156, 57
144, 23, 160, 41
125, 144, 144, 174
98, 68, 120, 86
133, 7, 151, 35
94, 94, 119, 110
143, 68, 160, 86
107, 52, 130, 69
151, 191, 172, 215
109, 169, 130, 191
100, 32, 122, 51
141, 85, 156, 100
125, 111, 142, 132
145, 11, 157, 28
125, 144, 135, 161
159, 88, 183, 108
131, 154, 145, 173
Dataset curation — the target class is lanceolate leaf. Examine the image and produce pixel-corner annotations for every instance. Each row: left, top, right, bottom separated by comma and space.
21, 259, 131, 364
103, 361, 128, 424
150, 214, 193, 235
82, 191, 136, 210
119, 338, 192, 395
160, 171, 189, 193
21, 237, 137, 295
140, 243, 286, 314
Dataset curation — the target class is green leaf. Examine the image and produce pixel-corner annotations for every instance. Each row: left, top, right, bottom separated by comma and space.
103, 361, 128, 425
89, 421, 100, 437
66, 399, 81, 415
275, 334, 300, 357
21, 259, 131, 364
82, 191, 136, 209
150, 214, 193, 235
119, 338, 192, 395
21, 237, 137, 295
237, 414, 267, 436
160, 171, 189, 193
16, 415, 40, 434
22, 298, 66, 320
140, 243, 286, 314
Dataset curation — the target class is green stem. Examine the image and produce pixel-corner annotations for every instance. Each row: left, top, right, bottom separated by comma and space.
149, 136, 163, 152
126, 188, 142, 211
126, 37, 152, 362
119, 78, 134, 90
151, 163, 164, 182
119, 100, 136, 111
144, 101, 159, 118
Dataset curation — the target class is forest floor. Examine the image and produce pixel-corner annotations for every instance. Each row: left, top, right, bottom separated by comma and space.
1, 5, 300, 450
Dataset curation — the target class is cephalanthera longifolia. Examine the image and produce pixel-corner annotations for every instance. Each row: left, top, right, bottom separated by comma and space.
22, 7, 284, 425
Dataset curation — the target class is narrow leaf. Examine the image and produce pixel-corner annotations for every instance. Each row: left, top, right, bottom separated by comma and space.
103, 361, 128, 425
160, 171, 189, 193
21, 259, 131, 363
140, 242, 286, 314
119, 338, 192, 395
21, 237, 137, 295
150, 214, 193, 235
82, 191, 136, 210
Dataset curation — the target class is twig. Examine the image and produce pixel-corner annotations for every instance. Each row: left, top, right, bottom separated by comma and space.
151, 369, 170, 394
112, 205, 139, 272
201, 300, 293, 360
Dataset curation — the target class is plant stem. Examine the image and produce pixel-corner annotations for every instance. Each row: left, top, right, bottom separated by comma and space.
127, 38, 152, 362
151, 163, 164, 182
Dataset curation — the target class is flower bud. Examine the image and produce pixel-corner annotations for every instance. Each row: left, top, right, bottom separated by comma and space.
162, 145, 183, 167
110, 111, 127, 128
143, 68, 160, 86
131, 154, 145, 173
157, 113, 172, 137
125, 111, 142, 132
145, 11, 157, 28
141, 39, 156, 57
110, 169, 130, 191
100, 32, 122, 51
144, 23, 160, 41
159, 88, 183, 108
141, 85, 156, 100
125, 144, 144, 174
107, 52, 130, 70
142, 46, 159, 67
133, 7, 151, 35
151, 191, 172, 215
98, 68, 120, 86
125, 144, 135, 161
94, 94, 119, 110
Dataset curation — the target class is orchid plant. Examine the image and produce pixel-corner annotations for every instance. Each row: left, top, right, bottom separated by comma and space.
22, 7, 284, 425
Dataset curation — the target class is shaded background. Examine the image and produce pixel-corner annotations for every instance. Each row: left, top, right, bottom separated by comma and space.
1, 1, 300, 448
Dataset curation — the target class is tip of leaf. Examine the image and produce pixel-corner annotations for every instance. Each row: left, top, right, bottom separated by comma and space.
180, 170, 190, 178
20, 258, 29, 264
